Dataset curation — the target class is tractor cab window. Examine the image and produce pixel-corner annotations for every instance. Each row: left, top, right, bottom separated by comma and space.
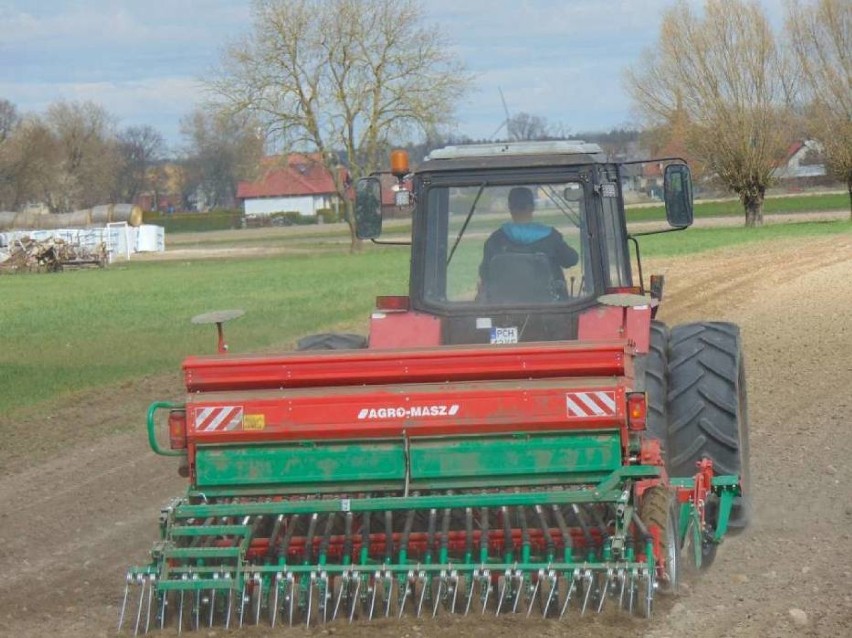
423, 181, 593, 306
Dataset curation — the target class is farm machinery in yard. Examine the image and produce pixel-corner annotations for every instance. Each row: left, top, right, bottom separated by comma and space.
121, 142, 749, 632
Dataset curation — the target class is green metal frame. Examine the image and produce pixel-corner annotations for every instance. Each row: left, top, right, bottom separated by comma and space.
147, 401, 186, 457
671, 475, 740, 568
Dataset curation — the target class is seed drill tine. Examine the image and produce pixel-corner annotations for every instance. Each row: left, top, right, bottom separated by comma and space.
628, 568, 637, 615
332, 572, 348, 621
431, 577, 443, 618
581, 569, 595, 616
416, 571, 428, 618
348, 575, 361, 623
224, 588, 233, 629
367, 571, 378, 620
306, 574, 315, 628
287, 576, 297, 627
542, 574, 559, 618
617, 569, 627, 610
178, 590, 185, 634
451, 573, 460, 614
238, 580, 247, 627
159, 591, 167, 630
559, 569, 581, 619
270, 573, 282, 627
133, 576, 146, 636
597, 568, 613, 614
194, 590, 200, 631
253, 577, 262, 625
118, 575, 131, 632
398, 571, 413, 619
145, 577, 155, 634
495, 573, 507, 616
512, 572, 525, 614
526, 571, 541, 617
645, 570, 654, 617
207, 588, 215, 627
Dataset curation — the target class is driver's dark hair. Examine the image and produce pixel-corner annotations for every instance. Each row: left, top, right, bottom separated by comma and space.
508, 187, 534, 214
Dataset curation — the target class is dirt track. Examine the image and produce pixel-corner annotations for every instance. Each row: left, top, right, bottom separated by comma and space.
1, 233, 850, 637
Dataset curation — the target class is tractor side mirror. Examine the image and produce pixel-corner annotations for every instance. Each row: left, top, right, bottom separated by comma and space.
664, 164, 694, 228
355, 177, 383, 239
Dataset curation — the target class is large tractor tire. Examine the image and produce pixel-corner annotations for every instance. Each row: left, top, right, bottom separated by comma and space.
296, 333, 368, 350
666, 322, 750, 533
644, 321, 669, 448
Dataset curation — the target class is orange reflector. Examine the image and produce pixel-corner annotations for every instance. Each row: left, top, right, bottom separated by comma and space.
627, 393, 647, 431
168, 409, 187, 449
376, 295, 410, 312
390, 150, 410, 178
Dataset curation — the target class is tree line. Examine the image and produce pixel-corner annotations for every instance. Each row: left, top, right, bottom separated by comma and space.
1, 0, 848, 229
0, 99, 262, 213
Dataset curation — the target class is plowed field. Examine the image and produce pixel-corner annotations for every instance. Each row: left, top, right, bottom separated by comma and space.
1, 233, 850, 637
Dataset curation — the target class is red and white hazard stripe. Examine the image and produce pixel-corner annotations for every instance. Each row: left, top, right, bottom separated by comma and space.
565, 391, 617, 418
194, 406, 244, 432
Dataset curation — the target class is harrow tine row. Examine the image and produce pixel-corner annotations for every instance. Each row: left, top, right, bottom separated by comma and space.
119, 564, 656, 633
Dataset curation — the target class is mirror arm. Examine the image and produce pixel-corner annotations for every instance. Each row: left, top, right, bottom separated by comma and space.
629, 225, 689, 238
370, 238, 412, 246
627, 235, 645, 294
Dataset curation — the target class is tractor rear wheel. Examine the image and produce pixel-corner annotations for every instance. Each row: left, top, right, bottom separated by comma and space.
644, 321, 669, 450
666, 322, 750, 533
296, 333, 367, 350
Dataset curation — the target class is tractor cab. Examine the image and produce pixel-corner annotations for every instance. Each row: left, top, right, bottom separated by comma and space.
356, 141, 694, 346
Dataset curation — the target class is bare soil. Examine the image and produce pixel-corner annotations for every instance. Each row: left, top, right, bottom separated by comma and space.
1, 234, 850, 638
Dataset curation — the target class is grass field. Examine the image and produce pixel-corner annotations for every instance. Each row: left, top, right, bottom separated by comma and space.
164, 192, 850, 247
1, 220, 849, 419
625, 191, 848, 222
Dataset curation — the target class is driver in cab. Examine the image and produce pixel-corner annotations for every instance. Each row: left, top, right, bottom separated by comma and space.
478, 186, 578, 302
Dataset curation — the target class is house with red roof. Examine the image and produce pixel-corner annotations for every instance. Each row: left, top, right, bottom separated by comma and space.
772, 140, 826, 181
237, 154, 348, 217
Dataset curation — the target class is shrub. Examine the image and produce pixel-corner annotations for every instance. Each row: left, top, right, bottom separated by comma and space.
316, 208, 339, 223
142, 210, 243, 233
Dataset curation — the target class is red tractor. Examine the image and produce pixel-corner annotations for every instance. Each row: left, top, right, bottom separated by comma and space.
123, 141, 748, 632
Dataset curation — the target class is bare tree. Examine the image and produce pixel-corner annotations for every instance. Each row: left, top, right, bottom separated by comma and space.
43, 101, 120, 211
180, 108, 263, 210
0, 115, 59, 211
787, 0, 852, 216
507, 112, 553, 141
626, 0, 796, 226
114, 125, 166, 204
208, 0, 469, 249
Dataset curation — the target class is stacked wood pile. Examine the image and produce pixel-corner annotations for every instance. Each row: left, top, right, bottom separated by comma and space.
0, 237, 107, 273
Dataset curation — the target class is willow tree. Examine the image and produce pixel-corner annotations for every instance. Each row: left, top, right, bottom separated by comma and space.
626, 0, 795, 227
209, 0, 469, 248
787, 0, 852, 217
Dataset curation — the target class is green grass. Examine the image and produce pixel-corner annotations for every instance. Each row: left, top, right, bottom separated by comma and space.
626, 192, 848, 222
0, 219, 848, 419
0, 248, 409, 417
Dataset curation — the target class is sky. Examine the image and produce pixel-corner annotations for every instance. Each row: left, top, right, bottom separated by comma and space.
0, 0, 788, 150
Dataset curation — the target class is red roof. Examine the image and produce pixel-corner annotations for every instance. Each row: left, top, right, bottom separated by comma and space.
237, 154, 346, 199
782, 141, 805, 163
